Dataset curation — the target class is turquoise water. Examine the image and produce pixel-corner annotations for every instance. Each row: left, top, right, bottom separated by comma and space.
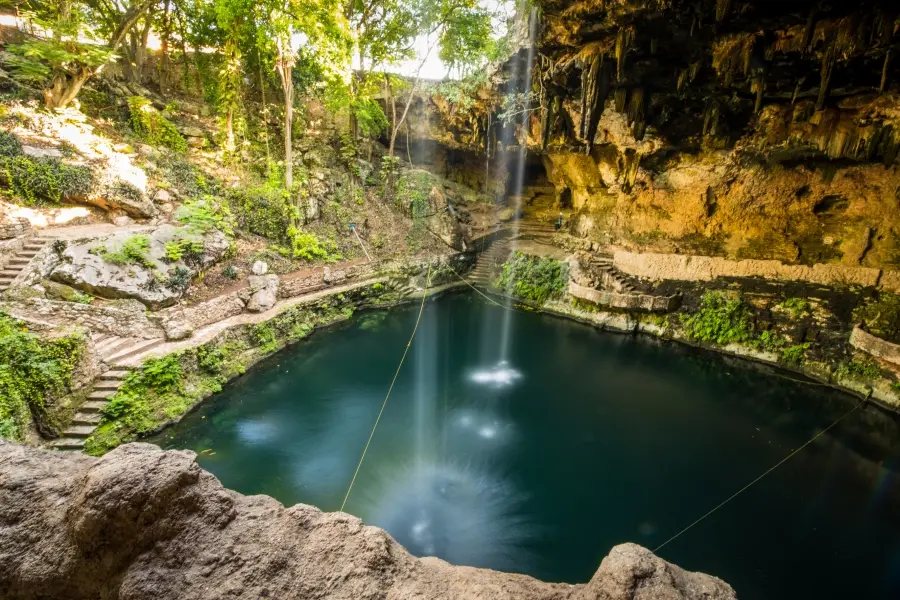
153, 293, 900, 599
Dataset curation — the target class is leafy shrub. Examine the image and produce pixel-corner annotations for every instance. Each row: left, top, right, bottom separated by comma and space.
127, 96, 188, 152
93, 235, 152, 267
853, 293, 900, 343
160, 155, 214, 198
0, 131, 22, 157
109, 180, 144, 205
227, 183, 297, 242
164, 240, 184, 262
251, 323, 278, 353
781, 343, 810, 364
166, 266, 192, 292
0, 152, 93, 205
495, 251, 569, 305
0, 313, 84, 441
176, 197, 234, 238
681, 291, 754, 345
754, 329, 786, 352
101, 354, 182, 422
223, 265, 239, 280
289, 228, 329, 261
396, 170, 433, 217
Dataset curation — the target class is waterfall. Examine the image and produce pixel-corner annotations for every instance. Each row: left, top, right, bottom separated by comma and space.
497, 7, 539, 363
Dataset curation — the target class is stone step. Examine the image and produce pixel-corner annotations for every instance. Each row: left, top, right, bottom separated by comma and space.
95, 336, 135, 355
22, 245, 45, 252
61, 425, 95, 438
93, 380, 124, 390
80, 400, 109, 413
0, 269, 21, 277
99, 369, 131, 381
108, 338, 164, 364
7, 258, 30, 266
16, 251, 39, 258
72, 413, 102, 426
50, 438, 85, 450
88, 389, 117, 400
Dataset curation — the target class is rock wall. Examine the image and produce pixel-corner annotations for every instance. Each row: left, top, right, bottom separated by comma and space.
0, 441, 737, 600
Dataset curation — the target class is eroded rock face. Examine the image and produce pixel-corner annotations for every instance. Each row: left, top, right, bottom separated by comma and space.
0, 441, 737, 600
49, 225, 230, 309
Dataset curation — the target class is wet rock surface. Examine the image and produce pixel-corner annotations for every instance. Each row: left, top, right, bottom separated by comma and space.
0, 441, 736, 600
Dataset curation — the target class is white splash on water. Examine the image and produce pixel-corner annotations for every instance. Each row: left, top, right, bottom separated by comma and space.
468, 361, 523, 387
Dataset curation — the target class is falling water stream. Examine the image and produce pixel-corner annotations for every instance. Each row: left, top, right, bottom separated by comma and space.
154, 295, 900, 600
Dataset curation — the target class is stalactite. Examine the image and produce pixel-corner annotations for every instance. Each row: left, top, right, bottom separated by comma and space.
627, 87, 646, 140
881, 49, 892, 93
622, 149, 641, 194
614, 87, 627, 113
689, 61, 701, 82
752, 77, 765, 114
715, 0, 730, 22
816, 37, 837, 111
615, 27, 634, 83
791, 80, 802, 104
578, 49, 612, 151
677, 70, 688, 95
650, 38, 658, 55
542, 94, 558, 151
801, 9, 818, 54
702, 99, 720, 137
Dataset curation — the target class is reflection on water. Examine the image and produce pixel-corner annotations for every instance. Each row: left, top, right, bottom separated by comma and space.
364, 461, 533, 572
154, 294, 900, 600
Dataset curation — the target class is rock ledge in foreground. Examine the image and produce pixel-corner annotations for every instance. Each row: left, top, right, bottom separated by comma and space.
0, 441, 737, 600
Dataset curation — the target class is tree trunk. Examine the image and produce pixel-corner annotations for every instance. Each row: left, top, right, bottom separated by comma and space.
224, 109, 235, 153
278, 64, 294, 190
43, 69, 93, 109
159, 0, 171, 94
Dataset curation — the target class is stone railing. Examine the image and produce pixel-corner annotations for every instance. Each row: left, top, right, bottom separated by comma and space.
568, 281, 680, 312
849, 326, 900, 368
4, 297, 163, 339
612, 251, 896, 289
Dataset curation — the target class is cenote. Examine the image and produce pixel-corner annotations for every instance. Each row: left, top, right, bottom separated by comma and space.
154, 293, 900, 600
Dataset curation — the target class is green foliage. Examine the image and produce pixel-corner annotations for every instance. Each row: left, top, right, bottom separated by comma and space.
93, 235, 152, 267
0, 313, 84, 441
167, 266, 193, 292
0, 142, 93, 205
70, 291, 94, 305
164, 241, 184, 262
680, 291, 754, 345
835, 356, 882, 381
781, 343, 810, 365
227, 182, 297, 242
496, 251, 569, 305
97, 354, 184, 440
223, 264, 239, 280
160, 155, 215, 198
197, 341, 246, 375
251, 323, 278, 353
778, 297, 811, 320
176, 197, 235, 238
754, 329, 787, 352
853, 293, 900, 343
396, 170, 433, 217
288, 228, 332, 261
128, 96, 188, 152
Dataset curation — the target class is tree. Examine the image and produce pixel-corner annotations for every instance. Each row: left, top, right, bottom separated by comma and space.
9, 0, 158, 108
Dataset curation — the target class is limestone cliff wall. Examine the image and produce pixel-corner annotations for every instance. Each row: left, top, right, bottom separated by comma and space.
400, 1, 900, 270
0, 441, 737, 600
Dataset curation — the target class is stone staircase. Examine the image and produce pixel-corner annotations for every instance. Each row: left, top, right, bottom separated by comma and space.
50, 368, 132, 450
469, 239, 512, 287
92, 334, 165, 366
0, 236, 52, 292
590, 256, 636, 293
50, 333, 164, 451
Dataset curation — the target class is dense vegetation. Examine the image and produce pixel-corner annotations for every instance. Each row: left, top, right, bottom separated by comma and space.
0, 313, 85, 442
496, 251, 569, 305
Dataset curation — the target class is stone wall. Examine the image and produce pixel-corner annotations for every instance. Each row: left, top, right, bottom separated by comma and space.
613, 251, 894, 289
568, 281, 679, 312
849, 326, 900, 369
4, 298, 163, 339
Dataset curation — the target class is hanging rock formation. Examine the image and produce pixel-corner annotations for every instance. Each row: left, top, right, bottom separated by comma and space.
0, 441, 737, 600
400, 0, 900, 268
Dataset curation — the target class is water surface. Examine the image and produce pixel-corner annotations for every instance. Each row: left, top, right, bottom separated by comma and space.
154, 293, 900, 599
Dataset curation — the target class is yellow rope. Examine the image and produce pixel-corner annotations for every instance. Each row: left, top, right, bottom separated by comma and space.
654, 397, 867, 553
340, 263, 432, 512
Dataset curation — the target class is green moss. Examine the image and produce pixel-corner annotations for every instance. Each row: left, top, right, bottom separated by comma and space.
680, 291, 754, 345
0, 313, 85, 441
781, 343, 810, 365
128, 96, 188, 152
251, 323, 278, 353
835, 356, 882, 381
496, 251, 569, 305
778, 297, 811, 320
853, 293, 900, 343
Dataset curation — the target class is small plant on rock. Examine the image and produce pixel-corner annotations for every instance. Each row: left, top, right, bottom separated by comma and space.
93, 235, 153, 268
128, 96, 188, 152
680, 291, 754, 345
496, 251, 569, 305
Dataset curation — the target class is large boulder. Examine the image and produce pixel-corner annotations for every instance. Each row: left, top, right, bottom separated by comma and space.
0, 441, 737, 600
49, 225, 230, 309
